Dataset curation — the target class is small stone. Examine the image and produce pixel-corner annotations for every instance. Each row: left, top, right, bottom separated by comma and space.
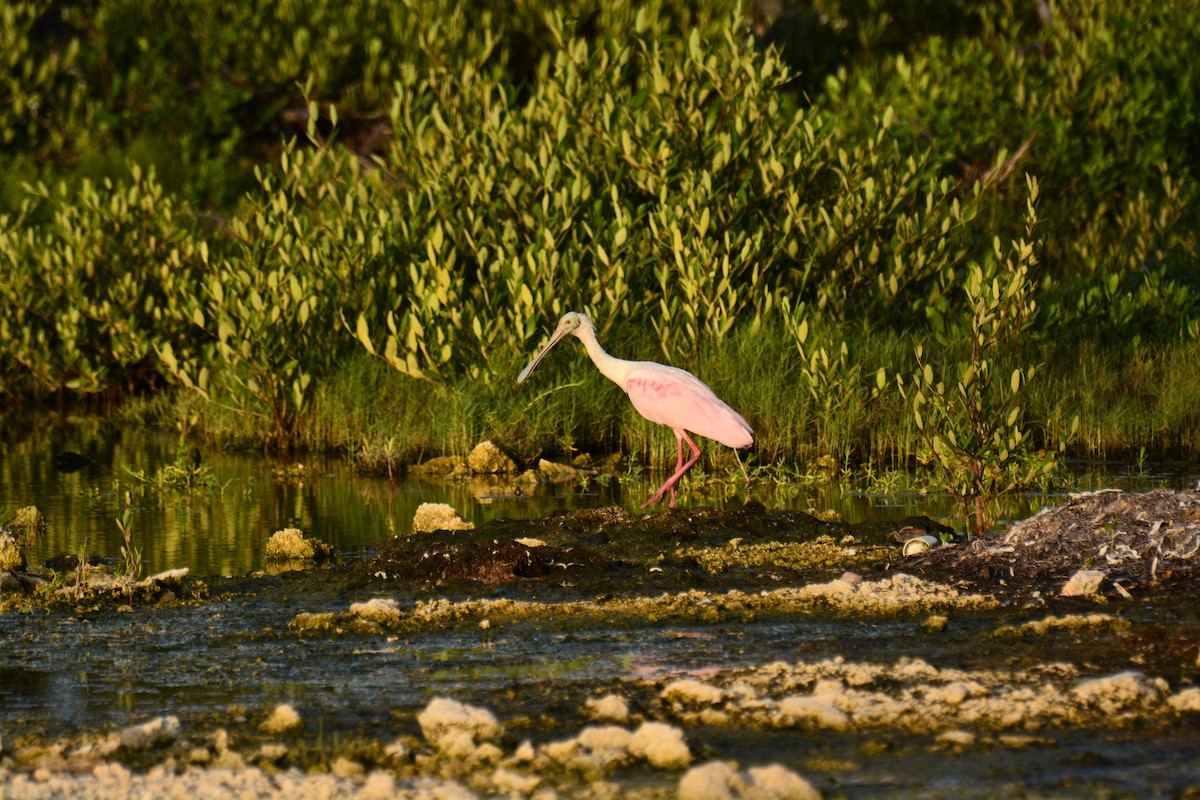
744, 763, 822, 800
409, 455, 466, 476
350, 598, 402, 626
257, 743, 289, 763
538, 459, 579, 483
359, 771, 398, 800
1072, 670, 1165, 714
412, 503, 475, 533
515, 537, 546, 548
662, 679, 726, 706
118, 715, 181, 750
331, 756, 364, 777
585, 694, 631, 724
936, 729, 977, 747
1169, 687, 1200, 713
467, 441, 517, 474
628, 721, 691, 769
418, 697, 503, 747
492, 767, 541, 795
1061, 569, 1106, 597
260, 703, 303, 734
678, 761, 741, 800
778, 696, 851, 731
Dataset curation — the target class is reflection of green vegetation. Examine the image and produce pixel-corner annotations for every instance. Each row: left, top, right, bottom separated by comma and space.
0, 0, 1197, 496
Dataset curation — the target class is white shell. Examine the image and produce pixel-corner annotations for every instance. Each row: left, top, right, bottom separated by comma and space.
902, 534, 942, 556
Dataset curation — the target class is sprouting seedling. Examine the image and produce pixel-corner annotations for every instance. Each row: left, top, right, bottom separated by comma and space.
115, 491, 141, 606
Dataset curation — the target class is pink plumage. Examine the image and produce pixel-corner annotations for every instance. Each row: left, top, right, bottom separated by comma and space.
517, 312, 754, 509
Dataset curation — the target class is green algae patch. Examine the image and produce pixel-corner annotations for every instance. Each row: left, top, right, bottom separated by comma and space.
992, 613, 1132, 638
676, 534, 893, 574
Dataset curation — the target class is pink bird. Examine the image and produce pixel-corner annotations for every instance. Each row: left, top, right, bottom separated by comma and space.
517, 312, 753, 509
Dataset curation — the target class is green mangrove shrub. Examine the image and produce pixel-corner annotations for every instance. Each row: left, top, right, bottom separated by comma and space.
0, 166, 201, 396
897, 177, 1066, 535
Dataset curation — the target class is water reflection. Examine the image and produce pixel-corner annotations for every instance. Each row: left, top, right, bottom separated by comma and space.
1, 416, 1196, 577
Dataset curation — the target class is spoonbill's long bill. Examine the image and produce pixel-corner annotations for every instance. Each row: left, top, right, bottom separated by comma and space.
517, 312, 753, 509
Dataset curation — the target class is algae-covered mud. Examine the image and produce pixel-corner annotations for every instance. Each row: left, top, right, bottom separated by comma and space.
3, 498, 1200, 799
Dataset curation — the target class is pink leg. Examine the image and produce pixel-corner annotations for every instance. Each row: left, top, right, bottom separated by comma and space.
642, 430, 702, 509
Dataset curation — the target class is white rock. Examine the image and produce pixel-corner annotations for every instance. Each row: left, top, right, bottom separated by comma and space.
359, 771, 399, 800
744, 763, 822, 800
468, 441, 516, 474
413, 503, 475, 533
1061, 569, 1106, 597
663, 678, 727, 705
628, 721, 691, 769
1072, 670, 1166, 713
778, 696, 851, 731
349, 597, 402, 625
492, 767, 541, 795
585, 693, 631, 723
1168, 687, 1200, 712
936, 729, 977, 747
678, 760, 741, 800
118, 715, 182, 750
260, 703, 303, 734
418, 697, 503, 746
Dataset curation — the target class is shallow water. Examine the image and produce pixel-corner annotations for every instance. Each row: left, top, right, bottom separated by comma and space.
3, 417, 1195, 577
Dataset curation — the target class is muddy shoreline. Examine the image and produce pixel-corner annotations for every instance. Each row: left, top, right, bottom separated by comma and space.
3, 495, 1200, 798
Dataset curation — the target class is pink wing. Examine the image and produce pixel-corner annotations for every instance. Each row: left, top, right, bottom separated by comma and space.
625, 364, 753, 449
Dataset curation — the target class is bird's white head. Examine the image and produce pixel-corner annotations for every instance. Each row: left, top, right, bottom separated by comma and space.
516, 312, 594, 383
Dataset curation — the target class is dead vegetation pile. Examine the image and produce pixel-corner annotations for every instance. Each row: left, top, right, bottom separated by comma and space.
917, 489, 1200, 593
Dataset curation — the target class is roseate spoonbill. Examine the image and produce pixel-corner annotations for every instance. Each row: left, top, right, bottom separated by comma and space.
517, 311, 753, 509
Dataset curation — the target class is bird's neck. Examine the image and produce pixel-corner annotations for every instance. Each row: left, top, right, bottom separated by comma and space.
579, 329, 638, 388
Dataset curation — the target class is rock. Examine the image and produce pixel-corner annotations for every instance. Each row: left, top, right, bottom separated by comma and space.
514, 469, 542, 486
586, 693, 631, 724
1061, 569, 1106, 597
1168, 687, 1200, 713
663, 679, 727, 706
359, 771, 399, 800
628, 721, 691, 769
260, 703, 303, 734
936, 729, 977, 747
418, 697, 503, 748
412, 502, 475, 533
119, 716, 181, 750
330, 756, 364, 777
538, 459, 579, 483
574, 725, 634, 768
257, 743, 289, 763
744, 763, 822, 800
778, 696, 851, 731
1072, 670, 1166, 714
0, 529, 21, 570
409, 455, 467, 477
492, 767, 540, 795
349, 598, 402, 626
264, 528, 331, 561
467, 441, 516, 474
679, 760, 741, 800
